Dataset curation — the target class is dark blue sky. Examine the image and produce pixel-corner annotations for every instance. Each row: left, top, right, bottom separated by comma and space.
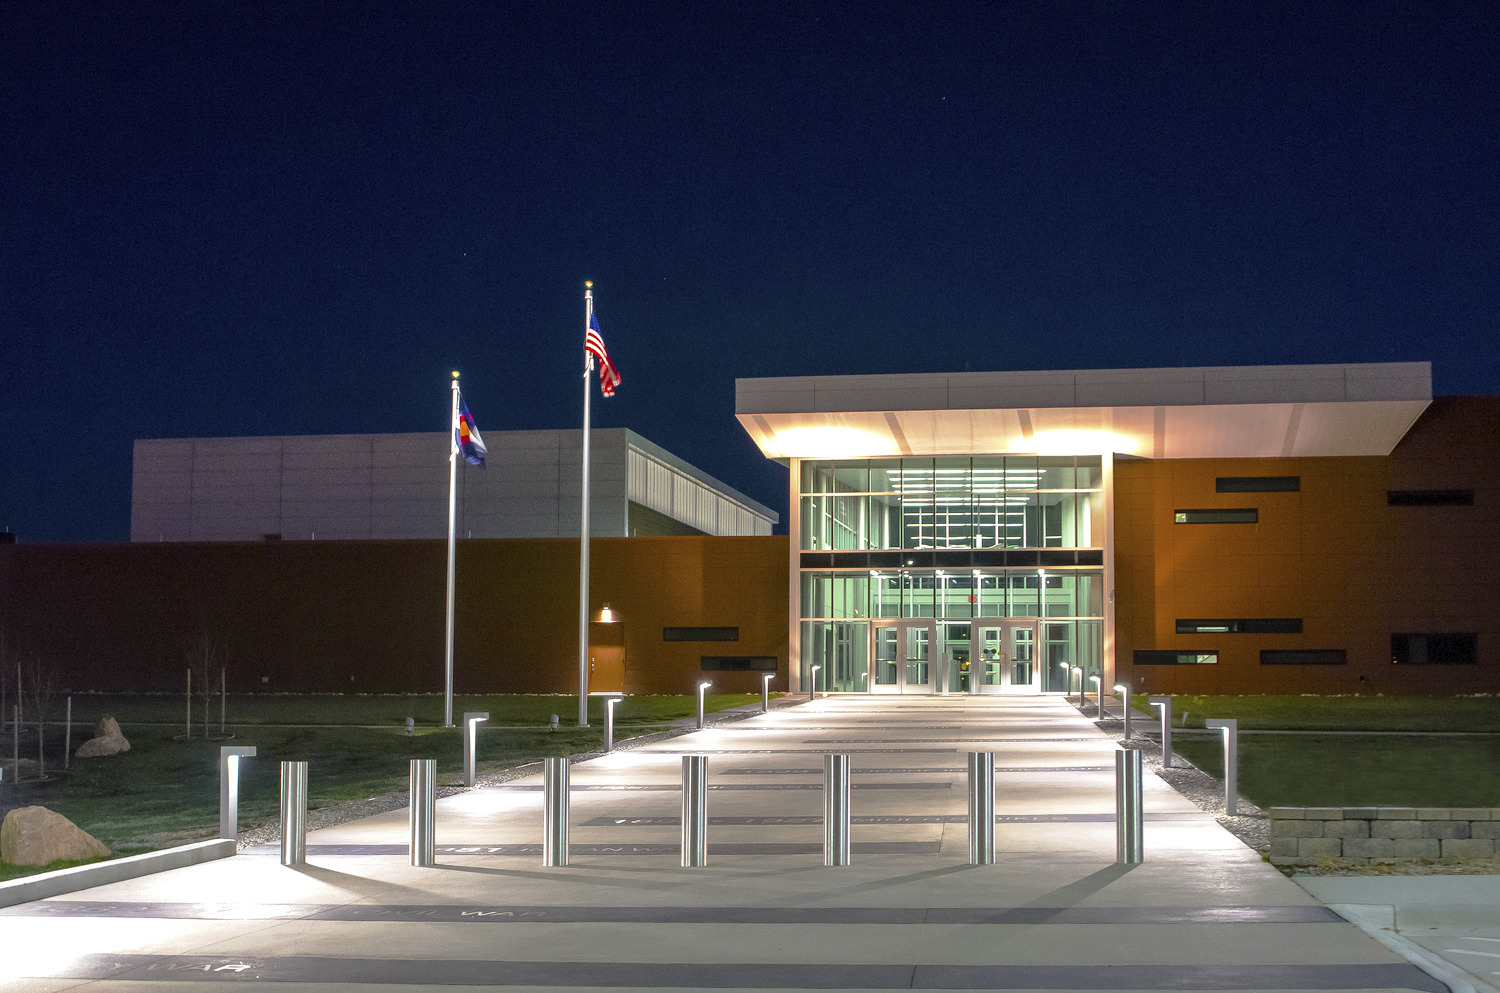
4, 2, 1497, 541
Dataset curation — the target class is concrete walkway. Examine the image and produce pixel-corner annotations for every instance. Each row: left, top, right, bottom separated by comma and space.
0, 695, 1446, 991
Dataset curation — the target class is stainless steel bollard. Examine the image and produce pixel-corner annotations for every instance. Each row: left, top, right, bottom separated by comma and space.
280, 761, 308, 866
968, 751, 996, 865
681, 755, 708, 867
543, 756, 570, 866
1206, 718, 1239, 815
823, 754, 851, 866
1115, 748, 1143, 864
1149, 696, 1173, 769
219, 746, 257, 840
409, 758, 436, 867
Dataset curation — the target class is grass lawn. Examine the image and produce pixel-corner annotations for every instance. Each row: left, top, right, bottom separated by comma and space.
1132, 695, 1500, 809
0, 692, 766, 873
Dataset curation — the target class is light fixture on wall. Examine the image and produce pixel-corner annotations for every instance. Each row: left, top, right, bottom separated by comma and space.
600, 603, 614, 623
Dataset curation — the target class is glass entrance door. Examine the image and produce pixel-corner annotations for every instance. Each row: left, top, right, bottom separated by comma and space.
971, 621, 1041, 694
870, 621, 936, 694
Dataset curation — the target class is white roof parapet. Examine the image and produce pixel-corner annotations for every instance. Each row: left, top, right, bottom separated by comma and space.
735, 362, 1432, 460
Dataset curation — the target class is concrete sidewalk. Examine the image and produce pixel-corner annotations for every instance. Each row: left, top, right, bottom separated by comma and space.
0, 695, 1447, 991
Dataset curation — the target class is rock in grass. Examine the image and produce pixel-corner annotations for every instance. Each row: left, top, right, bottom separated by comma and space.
76, 714, 130, 757
1, 806, 112, 865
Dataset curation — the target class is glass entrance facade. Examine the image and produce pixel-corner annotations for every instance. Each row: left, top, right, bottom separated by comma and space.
798, 455, 1106, 694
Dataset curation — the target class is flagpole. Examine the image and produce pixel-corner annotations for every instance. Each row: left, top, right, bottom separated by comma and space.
578, 283, 594, 728
444, 370, 460, 728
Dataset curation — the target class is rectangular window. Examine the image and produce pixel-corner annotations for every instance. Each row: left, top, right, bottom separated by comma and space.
1391, 633, 1477, 665
1174, 509, 1258, 524
664, 627, 739, 642
1217, 476, 1299, 492
1387, 490, 1473, 507
1133, 650, 1218, 665
1261, 650, 1346, 665
701, 656, 776, 671
1176, 618, 1303, 634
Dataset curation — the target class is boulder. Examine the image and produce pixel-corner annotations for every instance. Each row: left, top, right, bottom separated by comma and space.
76, 715, 130, 757
1, 806, 111, 865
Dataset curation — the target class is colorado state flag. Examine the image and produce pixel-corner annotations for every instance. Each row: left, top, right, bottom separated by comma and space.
456, 396, 486, 467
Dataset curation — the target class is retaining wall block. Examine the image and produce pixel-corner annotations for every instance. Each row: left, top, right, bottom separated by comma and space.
1370, 819, 1425, 839
1440, 838, 1496, 859
1473, 822, 1500, 840
1342, 808, 1381, 820
1269, 837, 1300, 858
1449, 809, 1494, 820
1304, 807, 1344, 820
1267, 807, 1306, 819
1343, 837, 1397, 860
1273, 819, 1326, 838
1323, 820, 1371, 839
1297, 837, 1343, 859
1416, 808, 1453, 820
1393, 839, 1441, 859
1374, 807, 1417, 820
1420, 821, 1471, 840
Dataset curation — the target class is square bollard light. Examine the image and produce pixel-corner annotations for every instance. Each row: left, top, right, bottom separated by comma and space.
463, 712, 488, 787
762, 673, 774, 713
1088, 675, 1102, 715
1205, 718, 1239, 815
604, 695, 624, 752
696, 681, 712, 730
809, 665, 821, 701
1071, 666, 1083, 706
219, 746, 257, 840
1148, 697, 1173, 769
1112, 682, 1132, 741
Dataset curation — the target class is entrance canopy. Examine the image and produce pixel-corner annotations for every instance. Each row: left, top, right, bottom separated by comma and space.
736, 362, 1431, 459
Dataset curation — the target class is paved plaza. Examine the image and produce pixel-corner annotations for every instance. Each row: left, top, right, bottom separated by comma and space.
0, 696, 1451, 991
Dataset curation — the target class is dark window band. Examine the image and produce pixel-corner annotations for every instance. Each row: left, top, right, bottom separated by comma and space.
1388, 490, 1473, 507
1176, 618, 1302, 634
1133, 650, 1218, 666
1174, 509, 1258, 524
1391, 633, 1477, 665
701, 656, 776, 671
1217, 476, 1299, 493
1262, 650, 1346, 666
665, 627, 739, 642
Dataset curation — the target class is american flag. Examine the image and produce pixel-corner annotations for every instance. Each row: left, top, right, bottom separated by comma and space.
585, 311, 621, 397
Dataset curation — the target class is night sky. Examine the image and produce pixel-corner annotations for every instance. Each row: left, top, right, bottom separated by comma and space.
4, 3, 1497, 541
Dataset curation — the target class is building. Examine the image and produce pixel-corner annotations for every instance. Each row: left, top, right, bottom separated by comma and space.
131, 428, 776, 543
736, 361, 1500, 696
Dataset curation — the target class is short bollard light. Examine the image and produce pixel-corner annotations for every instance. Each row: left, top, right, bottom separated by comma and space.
761, 673, 774, 713
823, 754, 851, 866
1115, 747, 1144, 864
1148, 696, 1174, 769
219, 745, 257, 840
810, 664, 821, 701
696, 681, 712, 730
1071, 666, 1083, 706
463, 712, 488, 787
409, 758, 437, 867
681, 755, 709, 867
280, 760, 308, 866
542, 756, 569, 867
1205, 718, 1239, 815
604, 694, 623, 752
1088, 675, 1102, 715
1112, 682, 1132, 741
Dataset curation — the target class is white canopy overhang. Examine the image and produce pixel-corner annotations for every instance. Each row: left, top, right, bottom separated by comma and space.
735, 363, 1431, 459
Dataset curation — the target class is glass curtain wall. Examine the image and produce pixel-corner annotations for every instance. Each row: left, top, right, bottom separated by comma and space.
799, 456, 1106, 691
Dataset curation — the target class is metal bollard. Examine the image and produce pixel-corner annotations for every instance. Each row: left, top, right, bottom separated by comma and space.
543, 756, 570, 866
823, 754, 851, 866
1115, 748, 1143, 864
409, 759, 436, 867
809, 665, 820, 701
1205, 719, 1239, 815
968, 751, 996, 865
1149, 696, 1173, 769
463, 712, 488, 787
1113, 682, 1132, 741
280, 761, 308, 866
604, 696, 622, 752
762, 673, 773, 713
1088, 675, 1101, 715
219, 746, 257, 840
696, 681, 712, 730
681, 755, 708, 867
1071, 666, 1083, 706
